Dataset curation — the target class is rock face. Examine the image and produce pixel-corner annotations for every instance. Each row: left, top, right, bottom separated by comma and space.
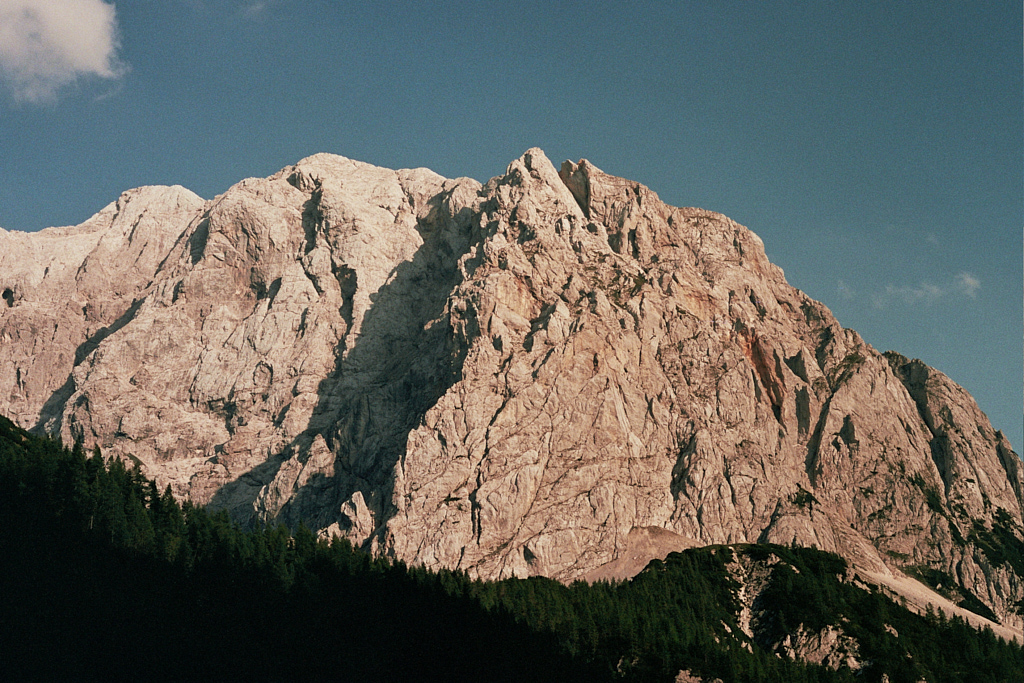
1, 149, 1021, 630
728, 551, 865, 671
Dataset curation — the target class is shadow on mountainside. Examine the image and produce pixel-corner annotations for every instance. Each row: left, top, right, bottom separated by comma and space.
33, 298, 148, 437
207, 189, 479, 544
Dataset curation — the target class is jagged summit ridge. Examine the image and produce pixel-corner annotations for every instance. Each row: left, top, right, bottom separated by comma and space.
1, 149, 1021, 632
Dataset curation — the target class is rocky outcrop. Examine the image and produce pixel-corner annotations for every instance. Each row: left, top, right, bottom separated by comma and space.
0, 185, 204, 432
728, 550, 865, 670
675, 670, 723, 683
1, 149, 1021, 631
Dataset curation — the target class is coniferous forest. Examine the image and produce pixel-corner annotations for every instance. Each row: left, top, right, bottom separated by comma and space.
1, 414, 1020, 682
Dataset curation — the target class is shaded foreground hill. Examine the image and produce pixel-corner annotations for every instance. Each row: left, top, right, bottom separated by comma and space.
1, 415, 1020, 682
0, 415, 591, 682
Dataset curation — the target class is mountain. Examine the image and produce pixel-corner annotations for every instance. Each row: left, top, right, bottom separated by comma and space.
0, 149, 1021, 634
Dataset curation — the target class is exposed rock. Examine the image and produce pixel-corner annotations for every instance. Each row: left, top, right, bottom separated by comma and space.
675, 670, 723, 683
778, 625, 862, 671
584, 526, 701, 583
1, 148, 1020, 631
727, 549, 861, 668
0, 185, 204, 432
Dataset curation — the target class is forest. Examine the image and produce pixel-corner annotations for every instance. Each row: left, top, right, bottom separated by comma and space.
1, 414, 1020, 682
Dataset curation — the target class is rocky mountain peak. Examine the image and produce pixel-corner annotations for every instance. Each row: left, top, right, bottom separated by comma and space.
1, 149, 1020, 633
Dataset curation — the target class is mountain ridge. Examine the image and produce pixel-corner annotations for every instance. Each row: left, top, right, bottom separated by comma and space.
1, 148, 1020, 633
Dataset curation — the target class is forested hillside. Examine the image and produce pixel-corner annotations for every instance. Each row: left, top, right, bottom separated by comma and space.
0, 415, 1019, 682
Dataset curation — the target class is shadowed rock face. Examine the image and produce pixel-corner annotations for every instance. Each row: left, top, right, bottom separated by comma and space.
1, 149, 1021, 628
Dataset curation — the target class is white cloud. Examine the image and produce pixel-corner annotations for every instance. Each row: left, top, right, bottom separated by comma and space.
0, 0, 125, 103
956, 271, 981, 298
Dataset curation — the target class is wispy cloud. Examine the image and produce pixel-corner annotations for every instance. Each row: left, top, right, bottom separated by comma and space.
956, 271, 980, 298
242, 1, 268, 17
185, 1, 276, 21
837, 279, 855, 301
0, 0, 125, 103
869, 271, 981, 309
238, 0, 280, 21
874, 282, 944, 307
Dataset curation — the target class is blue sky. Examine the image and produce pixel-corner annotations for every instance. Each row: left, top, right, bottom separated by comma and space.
1, 1, 1021, 449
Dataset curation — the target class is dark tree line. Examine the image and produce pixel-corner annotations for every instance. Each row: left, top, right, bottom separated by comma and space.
0, 414, 1020, 682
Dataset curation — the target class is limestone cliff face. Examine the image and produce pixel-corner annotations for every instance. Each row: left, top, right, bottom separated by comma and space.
1, 149, 1021, 629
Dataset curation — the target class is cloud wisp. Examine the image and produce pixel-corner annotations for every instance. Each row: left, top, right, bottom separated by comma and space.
868, 271, 981, 309
955, 271, 980, 298
0, 0, 125, 103
241, 1, 269, 18
837, 279, 855, 301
